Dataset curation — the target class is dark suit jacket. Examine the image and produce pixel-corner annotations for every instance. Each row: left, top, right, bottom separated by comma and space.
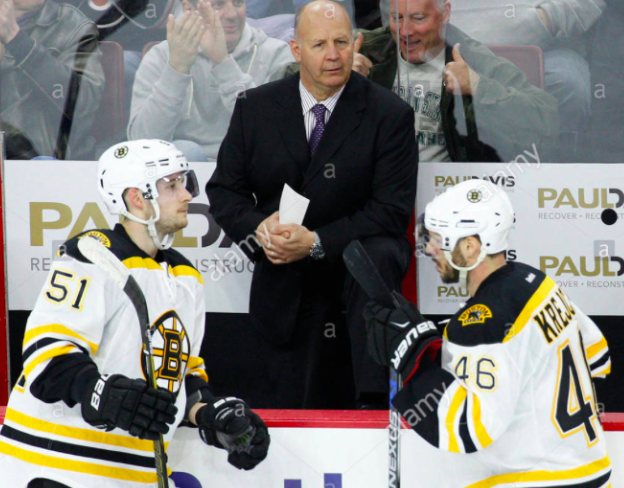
206, 72, 418, 345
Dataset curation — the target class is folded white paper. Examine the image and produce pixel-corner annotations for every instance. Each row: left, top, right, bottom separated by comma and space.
279, 184, 310, 225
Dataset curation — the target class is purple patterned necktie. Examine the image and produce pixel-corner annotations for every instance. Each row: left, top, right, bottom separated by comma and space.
309, 104, 327, 156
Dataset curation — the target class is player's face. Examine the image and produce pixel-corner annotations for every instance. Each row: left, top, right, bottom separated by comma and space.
389, 0, 450, 64
290, 4, 355, 100
425, 231, 464, 283
212, 0, 246, 53
155, 172, 193, 235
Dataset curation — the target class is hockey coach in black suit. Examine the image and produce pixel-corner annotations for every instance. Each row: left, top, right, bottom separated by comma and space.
207, 0, 418, 409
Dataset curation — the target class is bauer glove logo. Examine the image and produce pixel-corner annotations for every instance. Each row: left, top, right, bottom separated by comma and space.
90, 374, 109, 411
391, 321, 437, 370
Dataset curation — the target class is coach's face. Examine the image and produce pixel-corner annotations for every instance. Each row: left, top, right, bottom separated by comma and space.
389, 0, 450, 64
290, 1, 355, 100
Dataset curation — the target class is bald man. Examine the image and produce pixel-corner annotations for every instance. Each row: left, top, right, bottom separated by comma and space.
207, 1, 418, 409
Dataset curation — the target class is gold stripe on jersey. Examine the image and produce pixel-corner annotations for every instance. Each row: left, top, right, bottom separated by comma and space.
23, 324, 98, 355
472, 395, 493, 449
122, 258, 203, 284
4, 408, 167, 453
0, 438, 172, 483
186, 356, 208, 382
503, 277, 556, 343
23, 345, 78, 379
123, 256, 163, 271
465, 455, 610, 488
171, 265, 204, 284
587, 337, 608, 360
595, 364, 611, 376
446, 387, 467, 453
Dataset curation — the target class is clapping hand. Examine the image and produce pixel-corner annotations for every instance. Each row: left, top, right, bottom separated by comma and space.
167, 9, 204, 74
198, 0, 228, 65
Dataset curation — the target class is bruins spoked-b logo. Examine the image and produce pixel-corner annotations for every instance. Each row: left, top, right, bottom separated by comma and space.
467, 189, 482, 203
78, 231, 111, 248
114, 146, 129, 159
143, 310, 190, 394
458, 304, 493, 326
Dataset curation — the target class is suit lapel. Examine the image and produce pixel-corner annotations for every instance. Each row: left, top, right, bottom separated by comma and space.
303, 74, 367, 188
275, 74, 310, 175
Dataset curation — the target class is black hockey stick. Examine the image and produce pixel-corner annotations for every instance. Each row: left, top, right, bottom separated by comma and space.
343, 240, 402, 488
77, 237, 169, 488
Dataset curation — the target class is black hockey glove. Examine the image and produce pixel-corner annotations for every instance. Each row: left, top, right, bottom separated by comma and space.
196, 396, 270, 470
80, 374, 178, 440
363, 293, 442, 383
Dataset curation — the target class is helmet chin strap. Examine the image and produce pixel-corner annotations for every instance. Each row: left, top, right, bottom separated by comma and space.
121, 201, 175, 251
443, 248, 488, 290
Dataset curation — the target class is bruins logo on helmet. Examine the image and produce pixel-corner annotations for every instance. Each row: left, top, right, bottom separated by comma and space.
458, 304, 493, 326
114, 146, 129, 159
467, 189, 482, 203
144, 310, 190, 394
78, 231, 111, 248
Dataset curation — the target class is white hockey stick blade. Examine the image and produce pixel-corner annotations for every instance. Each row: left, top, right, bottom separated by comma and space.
78, 236, 130, 289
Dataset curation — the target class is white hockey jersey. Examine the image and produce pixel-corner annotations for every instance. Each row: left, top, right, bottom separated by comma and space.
0, 226, 208, 488
394, 262, 612, 488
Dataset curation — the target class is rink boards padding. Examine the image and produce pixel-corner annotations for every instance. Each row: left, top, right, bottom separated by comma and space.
0, 408, 623, 488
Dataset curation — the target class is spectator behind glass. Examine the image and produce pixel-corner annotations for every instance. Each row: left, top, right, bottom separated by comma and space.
246, 0, 353, 20
589, 0, 624, 162
352, 0, 559, 163
245, 0, 354, 42
61, 0, 181, 142
128, 0, 294, 162
381, 0, 605, 161
0, 0, 104, 159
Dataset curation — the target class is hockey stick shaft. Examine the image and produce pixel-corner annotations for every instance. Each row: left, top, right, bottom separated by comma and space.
343, 240, 402, 488
77, 237, 169, 488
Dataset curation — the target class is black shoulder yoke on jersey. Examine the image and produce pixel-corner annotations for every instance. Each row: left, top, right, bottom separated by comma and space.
445, 262, 547, 347
61, 224, 196, 271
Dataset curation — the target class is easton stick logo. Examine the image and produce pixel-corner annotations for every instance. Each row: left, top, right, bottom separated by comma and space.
144, 310, 190, 394
458, 305, 493, 326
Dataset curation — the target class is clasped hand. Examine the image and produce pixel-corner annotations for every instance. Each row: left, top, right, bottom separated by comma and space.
256, 211, 315, 265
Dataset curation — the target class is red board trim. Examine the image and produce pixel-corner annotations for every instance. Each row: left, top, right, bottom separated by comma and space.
1, 408, 622, 431
0, 146, 9, 406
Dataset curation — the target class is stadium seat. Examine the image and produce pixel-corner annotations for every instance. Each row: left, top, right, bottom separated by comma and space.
93, 41, 126, 146
488, 45, 545, 90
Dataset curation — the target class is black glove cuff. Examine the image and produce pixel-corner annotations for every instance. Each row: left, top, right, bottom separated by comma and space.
399, 336, 443, 385
196, 403, 214, 428
70, 364, 100, 406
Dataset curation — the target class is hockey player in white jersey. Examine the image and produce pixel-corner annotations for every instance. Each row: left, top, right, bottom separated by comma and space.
363, 179, 612, 488
0, 140, 270, 488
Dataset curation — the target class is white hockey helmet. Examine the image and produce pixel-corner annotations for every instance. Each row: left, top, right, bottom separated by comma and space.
97, 140, 199, 250
419, 179, 514, 285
